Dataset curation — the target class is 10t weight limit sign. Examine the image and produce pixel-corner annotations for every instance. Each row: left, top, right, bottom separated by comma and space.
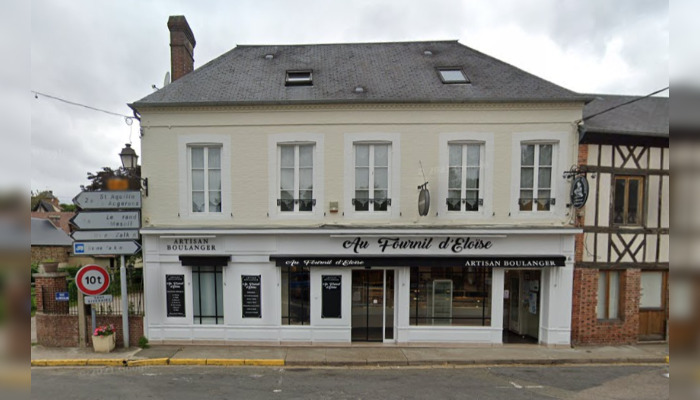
76, 264, 111, 296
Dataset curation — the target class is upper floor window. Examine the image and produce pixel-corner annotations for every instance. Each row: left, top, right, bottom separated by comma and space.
613, 176, 644, 225
519, 143, 553, 211
354, 143, 391, 212
447, 143, 482, 212
190, 146, 222, 213
279, 144, 314, 212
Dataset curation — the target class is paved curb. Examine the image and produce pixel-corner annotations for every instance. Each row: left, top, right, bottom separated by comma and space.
31, 357, 667, 368
31, 358, 286, 367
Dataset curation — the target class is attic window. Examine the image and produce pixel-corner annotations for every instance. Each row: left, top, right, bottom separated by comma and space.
437, 68, 469, 84
286, 70, 313, 86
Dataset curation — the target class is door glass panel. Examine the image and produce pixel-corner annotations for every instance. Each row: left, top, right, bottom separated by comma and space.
351, 271, 367, 342
367, 270, 384, 341
640, 271, 663, 308
385, 270, 394, 340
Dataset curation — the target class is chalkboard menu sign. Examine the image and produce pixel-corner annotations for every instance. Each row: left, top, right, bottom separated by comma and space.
241, 275, 261, 318
321, 275, 342, 318
166, 274, 186, 317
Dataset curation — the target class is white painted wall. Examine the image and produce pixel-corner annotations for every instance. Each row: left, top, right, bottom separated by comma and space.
139, 103, 582, 229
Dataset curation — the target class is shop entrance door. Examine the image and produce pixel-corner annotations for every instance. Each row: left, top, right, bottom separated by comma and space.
351, 269, 395, 342
503, 270, 540, 344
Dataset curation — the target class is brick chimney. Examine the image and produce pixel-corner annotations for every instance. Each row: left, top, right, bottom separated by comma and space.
167, 15, 196, 82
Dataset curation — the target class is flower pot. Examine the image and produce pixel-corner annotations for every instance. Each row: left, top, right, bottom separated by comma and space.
41, 262, 59, 273
92, 334, 116, 353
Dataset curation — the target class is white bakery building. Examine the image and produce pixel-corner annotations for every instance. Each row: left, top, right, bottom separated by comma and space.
130, 16, 589, 346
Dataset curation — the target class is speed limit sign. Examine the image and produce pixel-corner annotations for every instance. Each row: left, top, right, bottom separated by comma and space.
75, 264, 110, 295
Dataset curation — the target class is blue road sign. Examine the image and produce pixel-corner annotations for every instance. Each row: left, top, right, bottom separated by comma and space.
55, 292, 70, 302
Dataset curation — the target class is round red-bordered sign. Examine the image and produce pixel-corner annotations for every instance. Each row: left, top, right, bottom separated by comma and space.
76, 264, 110, 295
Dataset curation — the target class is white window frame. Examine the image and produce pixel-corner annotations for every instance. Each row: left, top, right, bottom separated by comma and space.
438, 132, 494, 219
510, 131, 569, 219
189, 145, 222, 214
178, 134, 232, 219
268, 133, 324, 220
344, 133, 401, 219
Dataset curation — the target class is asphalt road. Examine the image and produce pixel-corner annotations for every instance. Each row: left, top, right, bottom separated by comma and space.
31, 364, 669, 400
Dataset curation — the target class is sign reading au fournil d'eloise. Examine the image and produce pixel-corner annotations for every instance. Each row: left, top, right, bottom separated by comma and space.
341, 236, 494, 254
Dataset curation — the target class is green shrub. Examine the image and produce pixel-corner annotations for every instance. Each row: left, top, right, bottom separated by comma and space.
138, 336, 150, 349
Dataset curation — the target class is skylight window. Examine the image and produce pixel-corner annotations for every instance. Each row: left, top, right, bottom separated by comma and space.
286, 70, 313, 86
437, 68, 469, 84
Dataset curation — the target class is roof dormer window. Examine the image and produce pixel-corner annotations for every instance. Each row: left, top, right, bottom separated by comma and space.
437, 68, 469, 84
286, 70, 313, 86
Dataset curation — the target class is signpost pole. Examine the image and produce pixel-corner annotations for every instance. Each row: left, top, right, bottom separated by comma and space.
91, 305, 96, 337
120, 255, 129, 348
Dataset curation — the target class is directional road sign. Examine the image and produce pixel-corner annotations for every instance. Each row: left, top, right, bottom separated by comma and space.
70, 211, 141, 230
73, 191, 142, 209
74, 240, 141, 256
71, 229, 140, 241
76, 264, 110, 295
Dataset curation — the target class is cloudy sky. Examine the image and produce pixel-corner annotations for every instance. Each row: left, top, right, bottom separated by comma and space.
24, 0, 671, 203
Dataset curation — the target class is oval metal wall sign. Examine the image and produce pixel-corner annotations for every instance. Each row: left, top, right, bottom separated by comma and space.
571, 176, 589, 209
418, 187, 430, 216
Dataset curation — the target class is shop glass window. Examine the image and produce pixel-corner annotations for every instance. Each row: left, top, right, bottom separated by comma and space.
519, 143, 553, 211
192, 266, 224, 324
281, 266, 310, 325
279, 144, 314, 212
354, 143, 391, 212
447, 143, 482, 211
597, 270, 620, 320
190, 146, 222, 213
613, 176, 644, 225
409, 267, 491, 326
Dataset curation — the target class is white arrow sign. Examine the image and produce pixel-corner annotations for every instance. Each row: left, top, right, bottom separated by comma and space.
74, 241, 141, 255
71, 229, 140, 241
70, 211, 141, 230
73, 191, 142, 209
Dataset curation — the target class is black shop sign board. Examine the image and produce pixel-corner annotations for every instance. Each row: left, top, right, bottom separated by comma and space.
166, 274, 186, 317
242, 275, 261, 318
321, 275, 342, 319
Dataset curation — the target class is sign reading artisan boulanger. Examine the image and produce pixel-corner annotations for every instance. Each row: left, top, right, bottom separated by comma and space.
161, 237, 222, 254
271, 255, 566, 268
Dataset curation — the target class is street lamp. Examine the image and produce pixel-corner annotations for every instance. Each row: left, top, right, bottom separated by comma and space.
118, 143, 148, 196
119, 143, 139, 169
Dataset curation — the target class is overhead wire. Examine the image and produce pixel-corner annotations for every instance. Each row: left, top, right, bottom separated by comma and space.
31, 90, 135, 125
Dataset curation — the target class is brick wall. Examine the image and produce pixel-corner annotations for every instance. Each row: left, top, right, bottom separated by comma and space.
36, 314, 79, 347
34, 273, 69, 314
31, 246, 71, 264
36, 314, 144, 347
571, 268, 641, 345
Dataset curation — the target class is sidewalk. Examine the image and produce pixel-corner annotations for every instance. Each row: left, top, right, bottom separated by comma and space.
31, 342, 669, 367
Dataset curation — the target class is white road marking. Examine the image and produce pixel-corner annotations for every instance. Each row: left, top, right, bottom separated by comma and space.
510, 381, 523, 389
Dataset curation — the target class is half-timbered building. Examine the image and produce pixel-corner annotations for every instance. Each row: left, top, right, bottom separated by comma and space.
572, 94, 669, 345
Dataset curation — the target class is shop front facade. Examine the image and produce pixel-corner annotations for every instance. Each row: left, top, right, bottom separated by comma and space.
143, 229, 576, 345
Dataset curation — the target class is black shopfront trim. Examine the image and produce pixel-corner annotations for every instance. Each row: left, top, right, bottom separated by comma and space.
179, 255, 231, 267
270, 255, 566, 268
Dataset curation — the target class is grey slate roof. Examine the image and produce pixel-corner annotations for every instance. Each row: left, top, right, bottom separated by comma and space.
582, 94, 669, 137
132, 41, 589, 108
31, 218, 72, 246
